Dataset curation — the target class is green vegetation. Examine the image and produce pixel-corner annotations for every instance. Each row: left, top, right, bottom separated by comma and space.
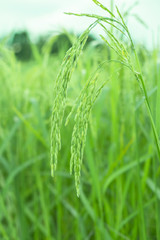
1, 1, 160, 239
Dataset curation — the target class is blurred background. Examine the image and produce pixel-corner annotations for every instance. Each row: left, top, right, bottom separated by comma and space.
0, 0, 160, 240
0, 0, 160, 47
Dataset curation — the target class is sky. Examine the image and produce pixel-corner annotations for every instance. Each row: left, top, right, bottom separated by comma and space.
1, 0, 160, 48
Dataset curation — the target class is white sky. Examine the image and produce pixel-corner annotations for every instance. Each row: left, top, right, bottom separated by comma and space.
1, 0, 160, 48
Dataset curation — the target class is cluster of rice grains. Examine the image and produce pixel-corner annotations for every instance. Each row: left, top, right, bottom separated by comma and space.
50, 23, 100, 196
66, 72, 105, 196
50, 28, 89, 175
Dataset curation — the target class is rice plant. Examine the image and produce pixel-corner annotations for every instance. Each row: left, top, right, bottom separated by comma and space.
50, 0, 160, 200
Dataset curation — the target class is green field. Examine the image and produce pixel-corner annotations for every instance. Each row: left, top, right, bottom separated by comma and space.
1, 2, 160, 239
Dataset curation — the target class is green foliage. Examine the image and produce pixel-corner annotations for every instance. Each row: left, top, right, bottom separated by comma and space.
1, 1, 160, 239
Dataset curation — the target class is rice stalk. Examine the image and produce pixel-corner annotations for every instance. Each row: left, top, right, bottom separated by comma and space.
51, 0, 160, 198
